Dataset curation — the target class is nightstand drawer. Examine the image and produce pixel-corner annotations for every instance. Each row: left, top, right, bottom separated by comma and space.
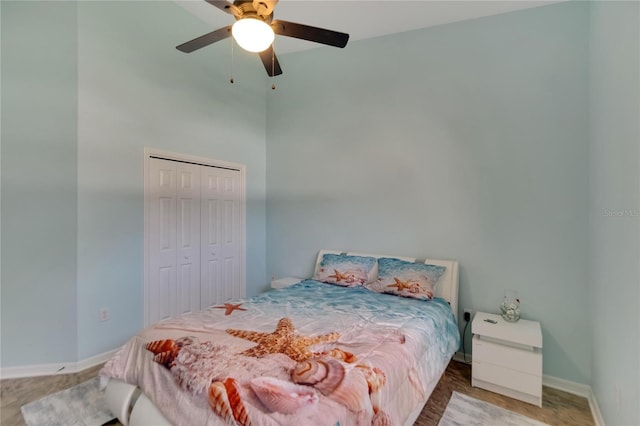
473, 336, 542, 376
473, 360, 542, 397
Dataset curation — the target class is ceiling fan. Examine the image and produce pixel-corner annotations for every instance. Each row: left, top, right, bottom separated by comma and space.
176, 0, 350, 77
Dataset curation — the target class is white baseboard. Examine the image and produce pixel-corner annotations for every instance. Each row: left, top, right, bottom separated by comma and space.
587, 388, 606, 426
453, 351, 605, 426
542, 374, 591, 397
0, 349, 118, 380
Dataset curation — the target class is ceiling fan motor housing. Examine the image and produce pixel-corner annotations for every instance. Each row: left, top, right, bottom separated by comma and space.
232, 0, 278, 22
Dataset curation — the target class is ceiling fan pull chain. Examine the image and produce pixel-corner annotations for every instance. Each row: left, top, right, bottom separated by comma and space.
230, 36, 235, 84
271, 42, 276, 90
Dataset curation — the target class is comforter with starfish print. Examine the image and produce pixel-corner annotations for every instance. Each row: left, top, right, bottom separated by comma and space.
99, 279, 459, 426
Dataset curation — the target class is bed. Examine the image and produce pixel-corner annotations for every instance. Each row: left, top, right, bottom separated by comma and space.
101, 250, 460, 426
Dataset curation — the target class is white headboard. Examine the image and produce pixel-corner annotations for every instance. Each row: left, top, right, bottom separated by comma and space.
314, 250, 459, 323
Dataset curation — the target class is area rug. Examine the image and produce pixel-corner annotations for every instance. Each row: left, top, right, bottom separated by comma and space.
438, 391, 550, 426
21, 377, 115, 426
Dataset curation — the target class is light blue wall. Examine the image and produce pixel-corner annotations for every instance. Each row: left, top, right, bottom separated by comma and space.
1, 0, 268, 366
75, 1, 268, 360
1, 1, 79, 366
588, 2, 640, 425
266, 2, 592, 384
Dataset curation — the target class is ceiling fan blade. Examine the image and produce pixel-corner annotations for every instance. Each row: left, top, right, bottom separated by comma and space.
258, 46, 283, 76
271, 20, 349, 48
176, 26, 232, 53
205, 0, 238, 15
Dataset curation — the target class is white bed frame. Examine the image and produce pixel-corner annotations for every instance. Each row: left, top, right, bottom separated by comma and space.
105, 250, 459, 426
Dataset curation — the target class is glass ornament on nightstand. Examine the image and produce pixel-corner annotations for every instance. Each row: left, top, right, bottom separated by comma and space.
500, 290, 521, 322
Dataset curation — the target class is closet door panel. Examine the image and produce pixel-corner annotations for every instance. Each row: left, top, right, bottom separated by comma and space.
201, 171, 221, 310
200, 168, 242, 309
149, 158, 177, 323
176, 163, 201, 315
221, 172, 241, 300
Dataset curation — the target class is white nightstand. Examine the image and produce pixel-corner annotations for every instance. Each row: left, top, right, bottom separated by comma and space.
471, 312, 543, 407
270, 277, 303, 289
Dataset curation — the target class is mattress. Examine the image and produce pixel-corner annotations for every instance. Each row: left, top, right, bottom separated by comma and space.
100, 279, 460, 425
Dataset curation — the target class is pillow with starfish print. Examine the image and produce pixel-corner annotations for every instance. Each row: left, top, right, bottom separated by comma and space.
364, 257, 446, 300
313, 253, 377, 287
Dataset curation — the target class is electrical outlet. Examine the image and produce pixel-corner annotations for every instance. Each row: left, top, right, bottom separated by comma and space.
464, 309, 473, 322
99, 308, 110, 322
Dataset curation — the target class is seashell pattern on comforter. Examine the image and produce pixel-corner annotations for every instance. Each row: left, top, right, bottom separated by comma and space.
100, 279, 459, 426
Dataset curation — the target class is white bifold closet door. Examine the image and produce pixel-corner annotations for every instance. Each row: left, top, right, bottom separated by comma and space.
148, 157, 241, 324
200, 165, 242, 310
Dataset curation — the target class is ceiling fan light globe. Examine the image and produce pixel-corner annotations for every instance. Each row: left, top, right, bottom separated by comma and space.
232, 18, 274, 53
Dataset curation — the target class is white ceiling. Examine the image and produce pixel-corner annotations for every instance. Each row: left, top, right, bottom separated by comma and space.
176, 0, 561, 54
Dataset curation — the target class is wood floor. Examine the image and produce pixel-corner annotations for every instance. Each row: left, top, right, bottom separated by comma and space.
1, 360, 595, 426
0, 364, 103, 426
415, 360, 595, 426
